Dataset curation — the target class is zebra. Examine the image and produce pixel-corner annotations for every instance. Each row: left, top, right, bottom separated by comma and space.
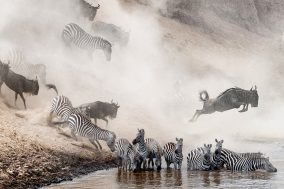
211, 139, 224, 170
47, 95, 78, 125
145, 138, 163, 170
114, 138, 137, 171
190, 86, 259, 122
132, 129, 148, 170
187, 144, 212, 171
163, 138, 183, 170
220, 148, 277, 172
62, 23, 112, 61
5, 49, 58, 94
67, 113, 116, 151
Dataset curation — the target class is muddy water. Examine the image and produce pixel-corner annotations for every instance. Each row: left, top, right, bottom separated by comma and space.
46, 140, 284, 189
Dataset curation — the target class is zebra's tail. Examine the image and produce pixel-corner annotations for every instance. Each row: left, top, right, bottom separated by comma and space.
199, 90, 209, 101
45, 84, 58, 94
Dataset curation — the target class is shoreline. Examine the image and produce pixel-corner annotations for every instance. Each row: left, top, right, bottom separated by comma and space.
0, 139, 116, 189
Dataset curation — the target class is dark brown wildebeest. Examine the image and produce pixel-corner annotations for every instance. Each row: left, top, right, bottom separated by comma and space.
77, 100, 120, 126
0, 61, 39, 109
190, 87, 259, 122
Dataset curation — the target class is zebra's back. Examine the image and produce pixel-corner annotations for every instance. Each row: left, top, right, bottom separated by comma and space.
51, 95, 75, 121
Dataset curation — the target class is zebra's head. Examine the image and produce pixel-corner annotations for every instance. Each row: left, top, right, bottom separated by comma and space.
174, 138, 183, 154
107, 131, 116, 152
132, 129, 145, 145
103, 40, 112, 61
249, 86, 258, 107
203, 144, 212, 162
214, 139, 223, 154
262, 157, 277, 172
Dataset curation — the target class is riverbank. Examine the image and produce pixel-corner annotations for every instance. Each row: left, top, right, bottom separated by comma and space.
0, 99, 116, 189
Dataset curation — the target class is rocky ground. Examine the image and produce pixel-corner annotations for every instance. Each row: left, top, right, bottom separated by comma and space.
0, 97, 116, 189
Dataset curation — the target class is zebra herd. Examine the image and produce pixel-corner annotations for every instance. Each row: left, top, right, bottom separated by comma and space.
114, 132, 277, 172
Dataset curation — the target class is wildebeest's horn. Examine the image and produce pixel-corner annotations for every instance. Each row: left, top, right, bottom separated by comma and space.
250, 86, 253, 91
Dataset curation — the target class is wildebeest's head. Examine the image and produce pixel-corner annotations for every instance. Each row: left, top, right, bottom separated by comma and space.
174, 138, 183, 154
250, 85, 258, 107
107, 131, 116, 152
109, 100, 120, 119
79, 0, 100, 21
214, 139, 223, 154
132, 128, 145, 145
0, 61, 10, 80
103, 40, 112, 61
203, 144, 212, 162
31, 77, 39, 95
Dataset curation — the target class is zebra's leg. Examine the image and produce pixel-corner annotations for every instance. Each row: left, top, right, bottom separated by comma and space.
47, 110, 54, 126
71, 130, 78, 141
18, 92, 26, 109
95, 140, 102, 150
88, 139, 99, 150
174, 162, 177, 170
166, 161, 171, 169
142, 159, 147, 170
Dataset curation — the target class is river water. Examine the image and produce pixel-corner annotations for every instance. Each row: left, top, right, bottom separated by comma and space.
46, 139, 284, 189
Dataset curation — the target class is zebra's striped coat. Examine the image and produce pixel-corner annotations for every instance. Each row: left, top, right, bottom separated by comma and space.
163, 138, 183, 170
62, 23, 112, 61
115, 138, 136, 171
187, 144, 212, 171
145, 138, 163, 170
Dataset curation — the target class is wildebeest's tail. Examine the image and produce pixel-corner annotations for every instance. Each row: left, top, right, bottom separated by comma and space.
199, 90, 209, 101
45, 84, 58, 94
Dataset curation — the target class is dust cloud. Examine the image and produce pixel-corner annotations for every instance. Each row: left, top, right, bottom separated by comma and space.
0, 0, 283, 154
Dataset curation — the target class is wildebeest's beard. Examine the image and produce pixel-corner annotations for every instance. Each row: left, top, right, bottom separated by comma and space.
250, 91, 258, 107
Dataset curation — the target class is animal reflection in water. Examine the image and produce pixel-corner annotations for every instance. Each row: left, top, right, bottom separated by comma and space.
190, 86, 259, 122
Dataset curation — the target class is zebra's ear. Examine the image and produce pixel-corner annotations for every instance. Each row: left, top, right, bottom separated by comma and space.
176, 137, 178, 141
221, 139, 224, 143
255, 85, 257, 90
215, 139, 218, 143
204, 144, 206, 148
209, 144, 212, 148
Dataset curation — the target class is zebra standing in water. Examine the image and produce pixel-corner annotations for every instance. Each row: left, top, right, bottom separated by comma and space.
115, 138, 137, 171
132, 129, 148, 170
190, 86, 259, 122
211, 139, 224, 170
163, 138, 183, 170
145, 138, 163, 170
220, 148, 277, 172
62, 23, 112, 61
187, 144, 212, 171
67, 113, 116, 151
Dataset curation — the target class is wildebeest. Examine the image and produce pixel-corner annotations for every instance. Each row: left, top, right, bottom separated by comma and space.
190, 86, 259, 122
0, 61, 39, 109
77, 100, 120, 126
78, 0, 100, 21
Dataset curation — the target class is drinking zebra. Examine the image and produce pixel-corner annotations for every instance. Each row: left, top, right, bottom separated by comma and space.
163, 138, 183, 170
115, 138, 137, 171
62, 23, 112, 61
190, 86, 259, 122
187, 144, 212, 171
145, 138, 163, 170
220, 148, 277, 172
211, 139, 224, 170
132, 129, 148, 170
67, 113, 116, 151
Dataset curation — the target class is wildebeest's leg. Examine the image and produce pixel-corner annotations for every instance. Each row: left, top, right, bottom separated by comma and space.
89, 139, 99, 149
102, 117, 108, 126
94, 118, 97, 125
239, 104, 248, 112
19, 93, 26, 109
0, 80, 3, 96
47, 110, 54, 126
14, 93, 18, 107
189, 110, 202, 122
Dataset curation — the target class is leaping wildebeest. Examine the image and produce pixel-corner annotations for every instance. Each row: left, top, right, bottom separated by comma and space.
190, 86, 259, 122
